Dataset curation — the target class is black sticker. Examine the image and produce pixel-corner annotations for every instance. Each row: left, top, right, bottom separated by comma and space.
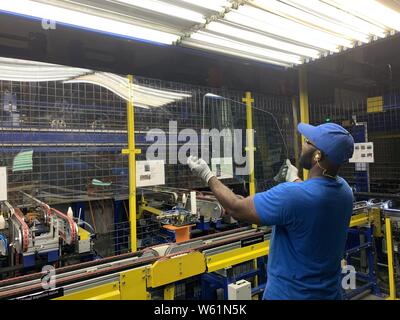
14, 288, 64, 300
240, 235, 264, 247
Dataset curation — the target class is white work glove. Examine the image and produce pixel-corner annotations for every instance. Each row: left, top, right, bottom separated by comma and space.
187, 156, 215, 184
274, 159, 299, 183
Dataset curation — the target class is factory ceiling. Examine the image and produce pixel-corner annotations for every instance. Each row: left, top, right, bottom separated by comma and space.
1, 0, 400, 68
0, 1, 400, 97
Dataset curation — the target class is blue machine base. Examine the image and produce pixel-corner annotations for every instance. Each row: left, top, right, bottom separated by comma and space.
23, 250, 59, 268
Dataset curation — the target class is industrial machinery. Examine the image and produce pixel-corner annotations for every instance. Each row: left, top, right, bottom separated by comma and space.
342, 198, 400, 299
139, 187, 233, 228
343, 200, 383, 299
0, 227, 269, 300
0, 192, 95, 275
0, 195, 398, 300
382, 200, 400, 256
381, 200, 400, 299
136, 186, 240, 246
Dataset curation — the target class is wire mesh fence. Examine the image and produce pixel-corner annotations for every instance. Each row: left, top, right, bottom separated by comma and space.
135, 76, 294, 193
309, 89, 400, 196
3, 67, 400, 261
1, 72, 295, 255
0, 80, 128, 205
0, 75, 295, 204
253, 94, 294, 191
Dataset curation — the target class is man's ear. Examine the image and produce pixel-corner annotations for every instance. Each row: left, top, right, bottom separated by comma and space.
313, 150, 322, 162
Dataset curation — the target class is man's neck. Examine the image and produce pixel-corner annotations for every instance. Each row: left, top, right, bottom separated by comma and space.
308, 165, 324, 179
308, 163, 337, 180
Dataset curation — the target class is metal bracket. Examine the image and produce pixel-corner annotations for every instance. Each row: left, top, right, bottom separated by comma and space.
121, 148, 141, 155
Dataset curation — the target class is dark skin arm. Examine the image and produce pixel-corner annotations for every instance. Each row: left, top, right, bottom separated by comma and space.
208, 176, 261, 225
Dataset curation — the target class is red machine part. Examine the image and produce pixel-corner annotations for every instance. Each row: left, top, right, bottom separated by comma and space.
49, 208, 77, 245
22, 192, 77, 245
13, 208, 29, 253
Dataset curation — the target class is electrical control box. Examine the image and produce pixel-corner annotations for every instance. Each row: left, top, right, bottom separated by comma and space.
227, 280, 252, 300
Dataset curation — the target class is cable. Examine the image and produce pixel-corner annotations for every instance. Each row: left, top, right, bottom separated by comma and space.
88, 200, 97, 233
73, 218, 96, 235
202, 94, 289, 159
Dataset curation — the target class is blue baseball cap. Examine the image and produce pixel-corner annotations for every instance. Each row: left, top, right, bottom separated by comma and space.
298, 122, 354, 166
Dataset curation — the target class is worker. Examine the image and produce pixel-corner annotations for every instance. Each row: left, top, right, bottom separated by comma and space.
187, 122, 355, 300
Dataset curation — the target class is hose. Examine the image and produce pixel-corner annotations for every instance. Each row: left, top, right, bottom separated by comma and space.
73, 218, 96, 235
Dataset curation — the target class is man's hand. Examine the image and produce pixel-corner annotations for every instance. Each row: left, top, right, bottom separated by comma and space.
187, 156, 215, 184
274, 159, 300, 183
187, 156, 260, 225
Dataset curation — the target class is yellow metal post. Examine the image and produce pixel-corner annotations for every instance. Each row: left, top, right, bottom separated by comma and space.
299, 67, 310, 180
253, 259, 259, 299
291, 96, 300, 169
385, 216, 396, 300
242, 92, 259, 284
372, 208, 383, 238
243, 92, 257, 232
243, 92, 255, 196
127, 75, 137, 252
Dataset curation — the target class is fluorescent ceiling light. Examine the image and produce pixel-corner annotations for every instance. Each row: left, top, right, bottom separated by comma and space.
224, 11, 338, 52
102, 73, 191, 100
281, 0, 386, 38
238, 5, 353, 48
0, 58, 190, 108
177, 0, 230, 12
133, 84, 191, 100
191, 31, 302, 64
182, 39, 293, 67
65, 72, 191, 107
0, 0, 179, 44
325, 0, 400, 31
252, 0, 369, 42
204, 93, 223, 98
0, 57, 91, 81
134, 104, 151, 109
116, 0, 205, 23
206, 22, 321, 58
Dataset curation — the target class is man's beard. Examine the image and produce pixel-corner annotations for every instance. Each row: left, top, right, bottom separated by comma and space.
299, 150, 314, 170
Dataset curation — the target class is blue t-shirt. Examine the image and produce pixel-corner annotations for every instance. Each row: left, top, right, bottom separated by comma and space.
254, 176, 353, 300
